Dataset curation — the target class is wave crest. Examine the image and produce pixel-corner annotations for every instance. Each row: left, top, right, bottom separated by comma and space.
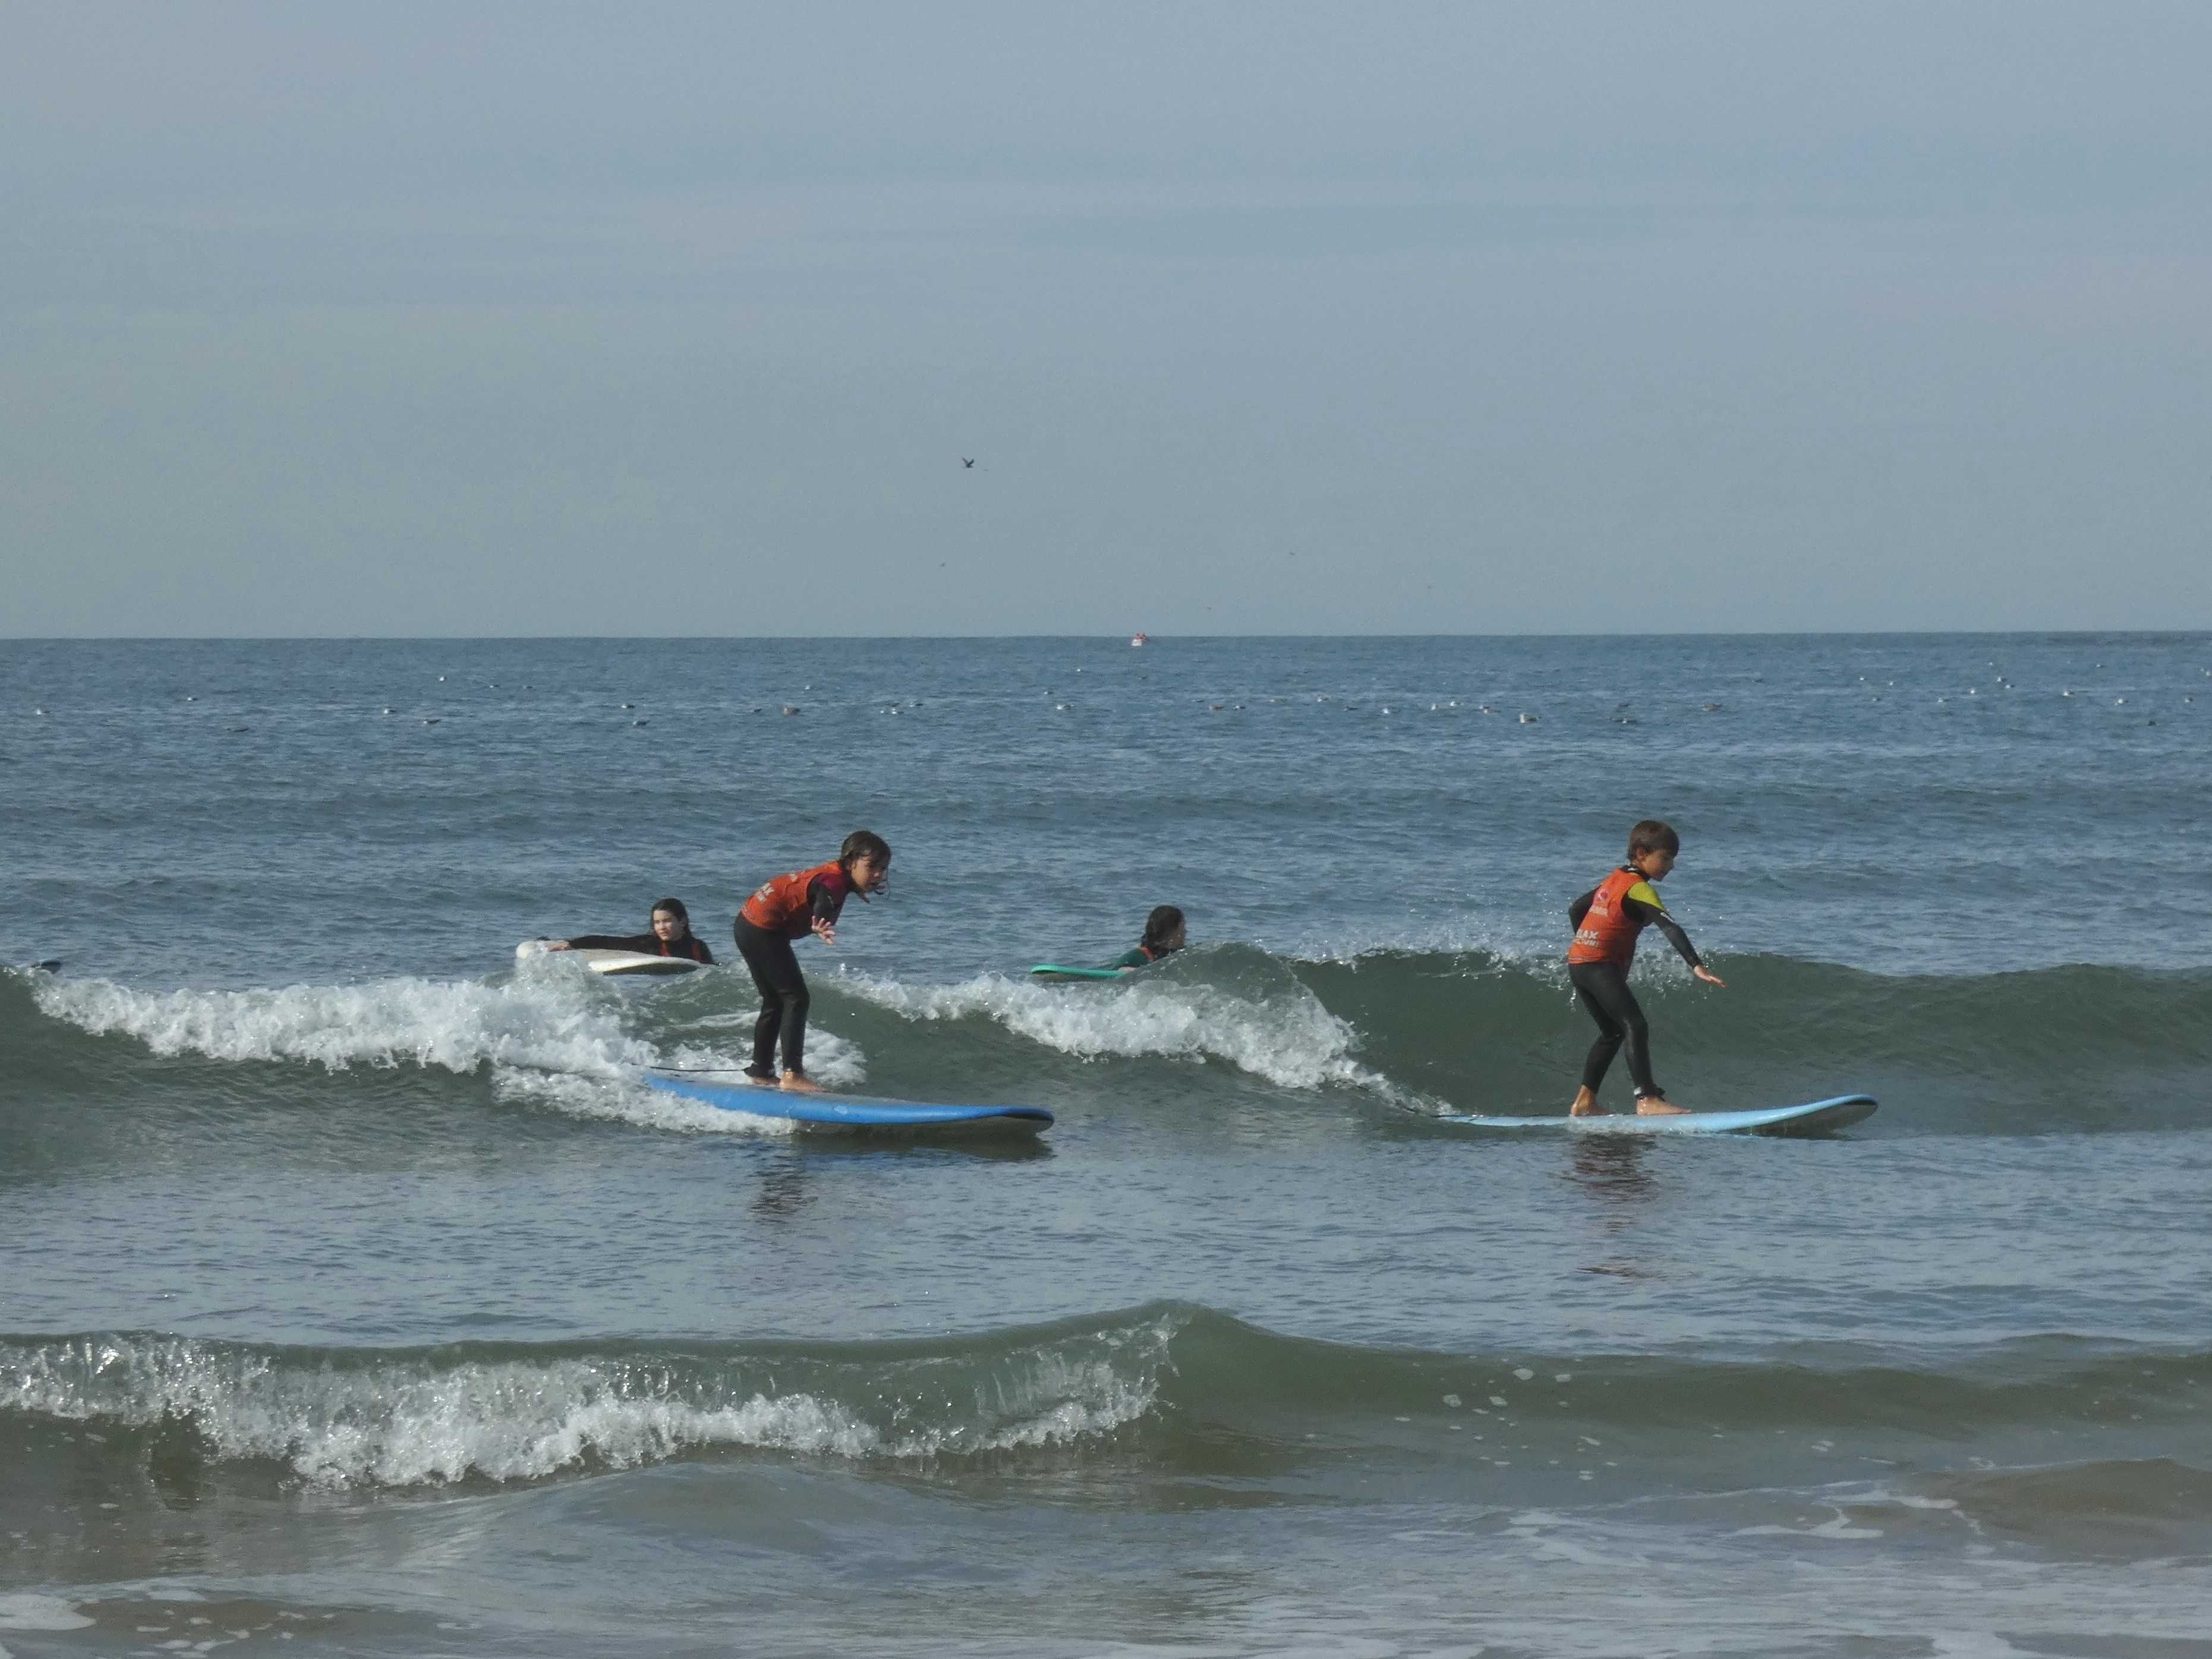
0, 1314, 1181, 1489
839, 967, 1385, 1092
24, 970, 866, 1129
33, 970, 651, 1078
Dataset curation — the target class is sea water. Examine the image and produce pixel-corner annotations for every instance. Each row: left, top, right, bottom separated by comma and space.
3, 635, 2210, 1657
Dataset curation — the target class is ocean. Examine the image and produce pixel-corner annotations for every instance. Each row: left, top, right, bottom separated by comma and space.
4, 633, 2210, 1657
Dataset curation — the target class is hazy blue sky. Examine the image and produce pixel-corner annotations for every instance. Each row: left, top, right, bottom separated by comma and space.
5, 2, 2208, 636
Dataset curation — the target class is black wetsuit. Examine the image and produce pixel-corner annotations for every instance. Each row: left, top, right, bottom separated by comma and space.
1565, 876, 1701, 1100
732, 876, 847, 1078
566, 932, 715, 964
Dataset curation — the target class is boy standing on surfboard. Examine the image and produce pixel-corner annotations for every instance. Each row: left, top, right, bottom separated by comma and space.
1566, 820, 1725, 1116
733, 831, 891, 1093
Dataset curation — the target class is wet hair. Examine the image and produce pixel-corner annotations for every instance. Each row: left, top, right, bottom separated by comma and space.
1142, 904, 1186, 951
840, 830, 891, 868
1627, 820, 1681, 860
650, 897, 691, 931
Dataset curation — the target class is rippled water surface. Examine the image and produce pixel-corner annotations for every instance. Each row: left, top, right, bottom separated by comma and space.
4, 635, 2210, 1657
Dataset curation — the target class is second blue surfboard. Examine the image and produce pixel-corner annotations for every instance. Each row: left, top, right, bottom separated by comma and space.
1439, 1095, 1877, 1138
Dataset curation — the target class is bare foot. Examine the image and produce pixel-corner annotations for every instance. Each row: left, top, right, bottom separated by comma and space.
779, 1073, 825, 1094
1636, 1096, 1691, 1115
1567, 1087, 1609, 1117
742, 1069, 776, 1087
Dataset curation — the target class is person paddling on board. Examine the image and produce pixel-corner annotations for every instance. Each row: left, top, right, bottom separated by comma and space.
1565, 819, 1725, 1116
546, 898, 715, 963
733, 831, 891, 1092
1110, 905, 1186, 971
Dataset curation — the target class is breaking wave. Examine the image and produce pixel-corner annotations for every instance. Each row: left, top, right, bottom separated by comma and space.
0, 1310, 1181, 1490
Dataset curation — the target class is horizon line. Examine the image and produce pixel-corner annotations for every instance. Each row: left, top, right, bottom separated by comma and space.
8, 627, 2212, 645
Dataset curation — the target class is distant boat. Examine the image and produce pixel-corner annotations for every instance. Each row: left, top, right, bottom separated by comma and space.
1130, 632, 1149, 648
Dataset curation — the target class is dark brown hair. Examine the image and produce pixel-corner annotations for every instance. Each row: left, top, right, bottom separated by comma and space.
1627, 819, 1680, 860
650, 898, 690, 929
840, 830, 891, 868
1142, 904, 1186, 951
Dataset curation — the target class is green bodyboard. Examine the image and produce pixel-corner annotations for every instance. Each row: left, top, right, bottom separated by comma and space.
1029, 964, 1127, 981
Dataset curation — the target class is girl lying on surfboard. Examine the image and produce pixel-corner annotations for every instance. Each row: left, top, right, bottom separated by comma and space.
545, 897, 715, 964
733, 831, 891, 1093
1028, 906, 1189, 980
1565, 820, 1725, 1117
1111, 905, 1187, 971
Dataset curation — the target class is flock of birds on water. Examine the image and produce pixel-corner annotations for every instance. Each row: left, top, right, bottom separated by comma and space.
20, 660, 2206, 731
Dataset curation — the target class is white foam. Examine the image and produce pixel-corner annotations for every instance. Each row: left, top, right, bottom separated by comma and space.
1280, 921, 1562, 972
0, 1325, 1168, 1489
839, 970, 1387, 1092
658, 1033, 865, 1090
492, 1068, 800, 1137
30, 970, 866, 1134
0, 1596, 94, 1632
1732, 1515, 1883, 1540
35, 970, 651, 1079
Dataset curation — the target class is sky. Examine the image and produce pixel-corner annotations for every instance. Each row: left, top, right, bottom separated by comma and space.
4, 2, 2209, 637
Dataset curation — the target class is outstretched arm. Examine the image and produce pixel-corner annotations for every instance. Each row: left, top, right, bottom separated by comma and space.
1624, 892, 1726, 986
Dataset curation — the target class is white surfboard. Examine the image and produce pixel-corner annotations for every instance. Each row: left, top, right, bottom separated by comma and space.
515, 940, 702, 976
1438, 1095, 1877, 1138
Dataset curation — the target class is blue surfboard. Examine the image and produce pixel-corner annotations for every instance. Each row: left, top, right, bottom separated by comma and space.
1439, 1094, 1877, 1138
645, 1073, 1053, 1134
